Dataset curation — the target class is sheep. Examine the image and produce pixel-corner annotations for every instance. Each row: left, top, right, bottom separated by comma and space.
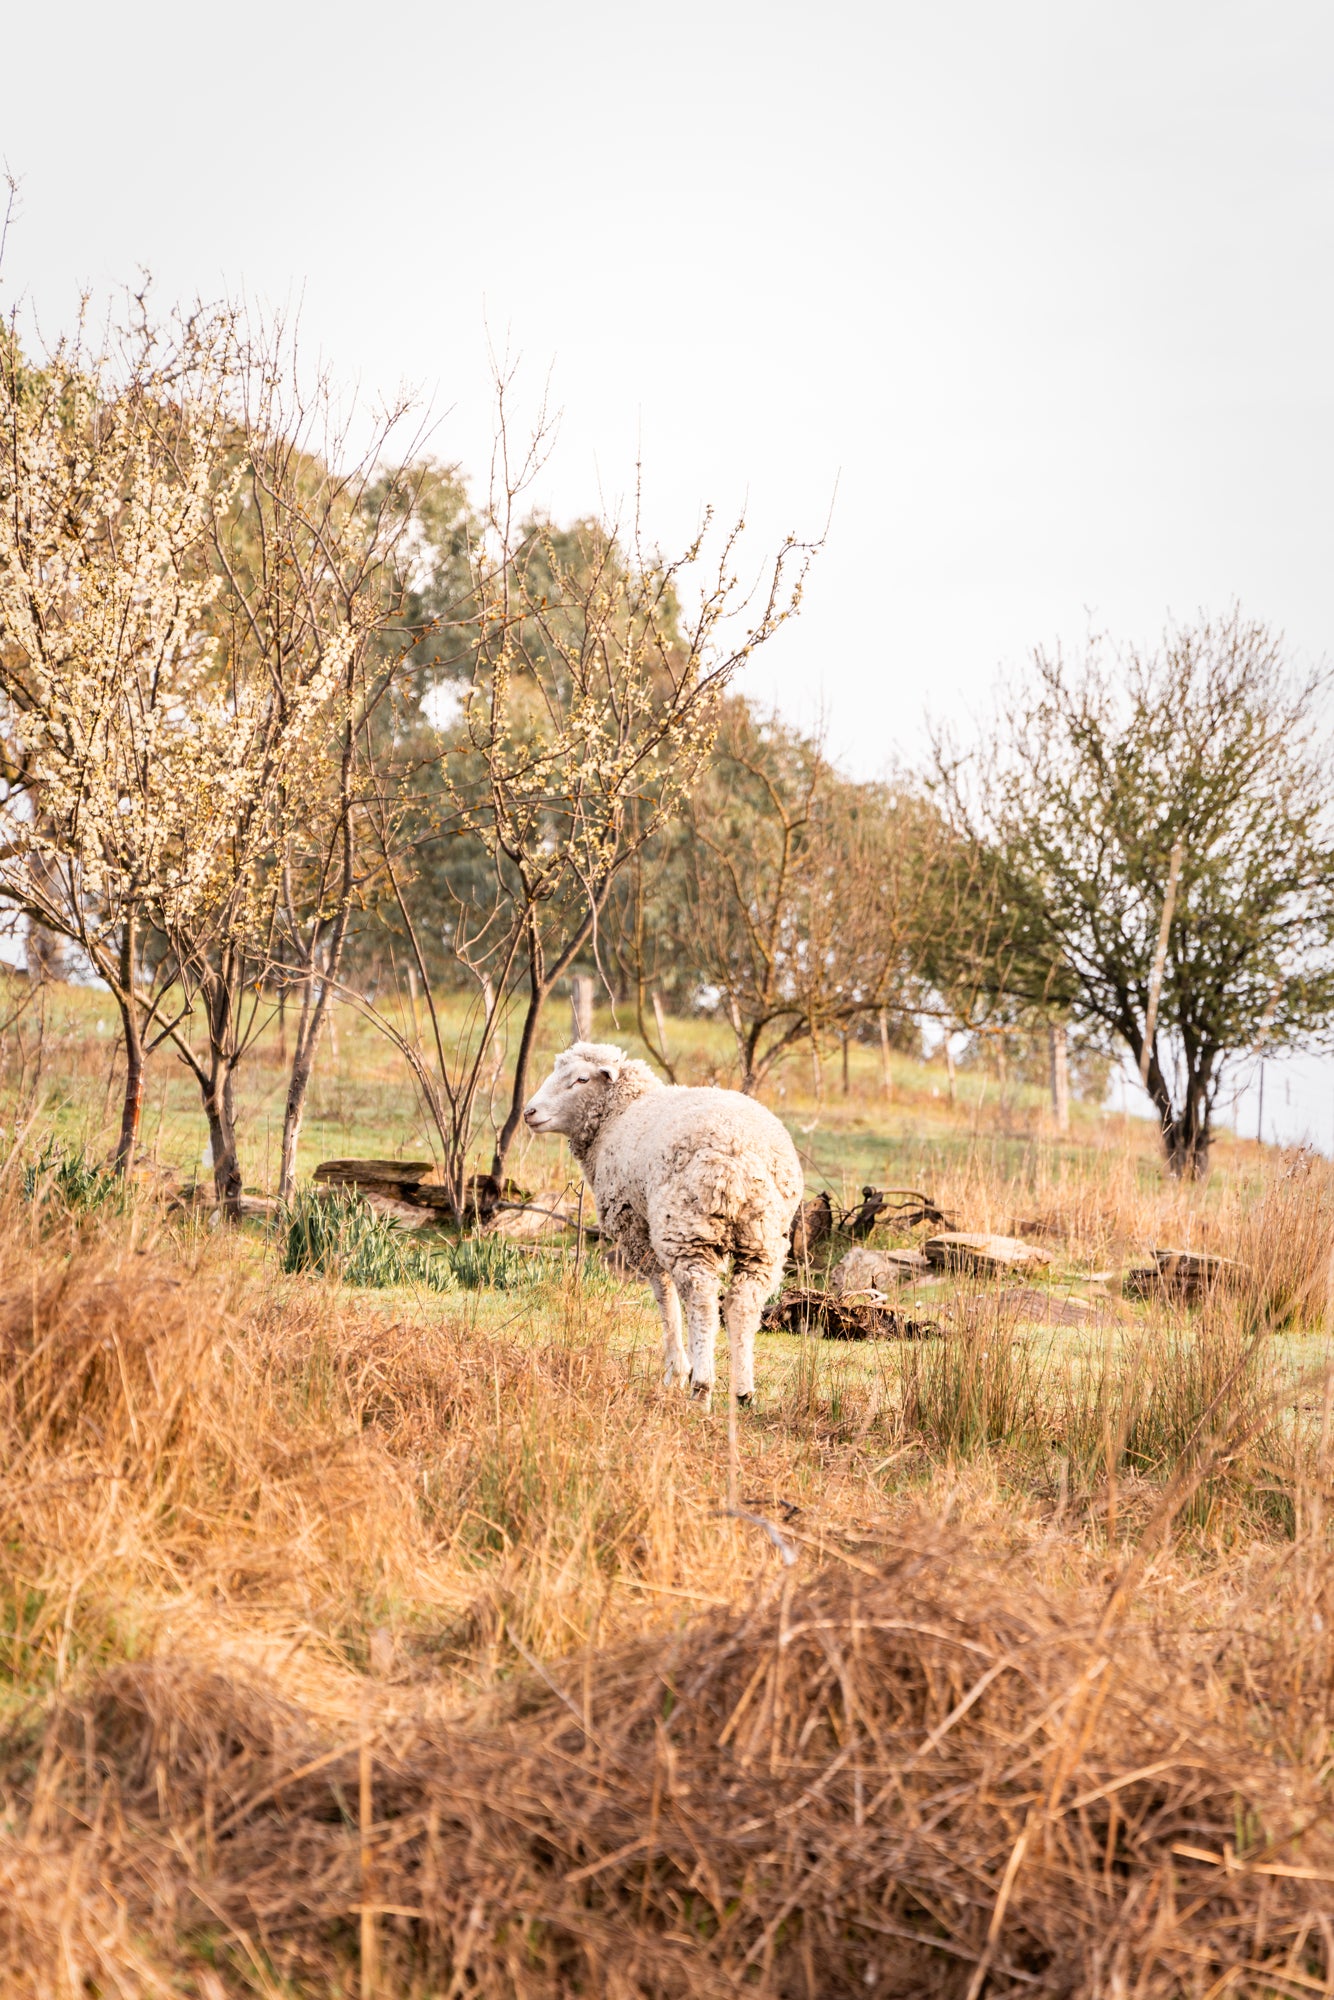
523, 1042, 804, 1405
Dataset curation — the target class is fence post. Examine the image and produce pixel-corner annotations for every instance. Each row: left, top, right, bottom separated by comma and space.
570, 975, 594, 1043
1049, 1020, 1071, 1136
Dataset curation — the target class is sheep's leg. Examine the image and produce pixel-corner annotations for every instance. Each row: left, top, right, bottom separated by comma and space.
722, 1255, 783, 1403
650, 1269, 690, 1388
672, 1262, 722, 1404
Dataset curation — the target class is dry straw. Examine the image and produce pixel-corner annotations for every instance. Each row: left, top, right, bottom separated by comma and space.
12, 1538, 1334, 1996
3, 1148, 1334, 1993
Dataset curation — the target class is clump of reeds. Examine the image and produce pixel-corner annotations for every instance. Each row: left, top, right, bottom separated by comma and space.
20, 1133, 123, 1219
445, 1230, 545, 1290
899, 1293, 1051, 1456
282, 1182, 457, 1288
281, 1184, 551, 1292
1232, 1146, 1334, 1329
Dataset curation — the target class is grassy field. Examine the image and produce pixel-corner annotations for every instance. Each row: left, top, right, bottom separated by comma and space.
3, 987, 1334, 1995
13, 969, 1277, 1212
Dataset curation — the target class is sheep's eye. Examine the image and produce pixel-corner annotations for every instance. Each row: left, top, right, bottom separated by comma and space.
573, 1072, 590, 1084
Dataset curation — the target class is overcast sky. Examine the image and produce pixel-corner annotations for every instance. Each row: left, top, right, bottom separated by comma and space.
3, 0, 1332, 1142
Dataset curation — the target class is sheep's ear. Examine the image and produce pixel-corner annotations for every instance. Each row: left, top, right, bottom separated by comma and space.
595, 1058, 622, 1082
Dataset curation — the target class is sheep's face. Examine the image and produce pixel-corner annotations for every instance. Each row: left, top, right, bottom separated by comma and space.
523, 1045, 623, 1137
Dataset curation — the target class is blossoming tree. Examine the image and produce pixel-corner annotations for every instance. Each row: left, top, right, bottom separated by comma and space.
0, 309, 245, 1166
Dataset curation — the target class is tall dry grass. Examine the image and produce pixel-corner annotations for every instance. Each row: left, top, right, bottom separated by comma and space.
2, 1144, 1334, 1992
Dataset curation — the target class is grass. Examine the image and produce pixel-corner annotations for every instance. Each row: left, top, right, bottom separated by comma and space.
2, 990, 1334, 1992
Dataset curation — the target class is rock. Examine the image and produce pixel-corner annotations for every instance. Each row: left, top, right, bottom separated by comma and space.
315, 1159, 445, 1208
925, 1232, 1053, 1275
361, 1192, 434, 1230
491, 1191, 582, 1242
312, 1160, 540, 1220
166, 1180, 214, 1212
1124, 1248, 1245, 1302
830, 1244, 932, 1294
994, 1286, 1119, 1327
233, 1194, 279, 1224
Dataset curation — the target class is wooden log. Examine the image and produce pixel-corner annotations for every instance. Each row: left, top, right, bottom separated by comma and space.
761, 1286, 940, 1341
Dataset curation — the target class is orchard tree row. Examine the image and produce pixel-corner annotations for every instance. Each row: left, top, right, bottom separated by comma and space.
2, 300, 1329, 1188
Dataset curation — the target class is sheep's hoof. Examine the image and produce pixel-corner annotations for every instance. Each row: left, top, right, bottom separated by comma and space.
735, 1392, 753, 1408
663, 1367, 689, 1391
690, 1380, 713, 1407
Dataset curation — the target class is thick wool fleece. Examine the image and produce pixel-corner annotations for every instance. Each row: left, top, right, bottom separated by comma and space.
530, 1042, 803, 1398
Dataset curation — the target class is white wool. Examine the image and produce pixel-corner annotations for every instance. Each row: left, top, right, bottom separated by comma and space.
524, 1042, 803, 1400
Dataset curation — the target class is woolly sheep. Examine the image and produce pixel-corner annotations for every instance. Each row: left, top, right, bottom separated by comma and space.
523, 1042, 803, 1404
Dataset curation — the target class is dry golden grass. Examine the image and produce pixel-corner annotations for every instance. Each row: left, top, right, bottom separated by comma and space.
2, 1069, 1334, 1993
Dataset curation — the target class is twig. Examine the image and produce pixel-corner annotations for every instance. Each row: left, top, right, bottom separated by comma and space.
1139, 836, 1183, 1086
715, 1506, 798, 1566
359, 1701, 377, 2000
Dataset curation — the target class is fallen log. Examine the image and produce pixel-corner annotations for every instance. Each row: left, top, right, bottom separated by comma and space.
761, 1286, 941, 1341
789, 1190, 834, 1260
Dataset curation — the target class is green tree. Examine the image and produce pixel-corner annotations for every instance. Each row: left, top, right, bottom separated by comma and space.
934, 614, 1334, 1176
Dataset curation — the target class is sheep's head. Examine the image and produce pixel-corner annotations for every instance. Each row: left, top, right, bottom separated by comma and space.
523, 1043, 626, 1141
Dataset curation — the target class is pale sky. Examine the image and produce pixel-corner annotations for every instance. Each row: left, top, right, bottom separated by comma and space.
2, 0, 1332, 1144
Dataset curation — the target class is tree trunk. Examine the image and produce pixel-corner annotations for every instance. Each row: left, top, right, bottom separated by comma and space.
206, 1072, 243, 1207
112, 923, 144, 1173
280, 720, 358, 1201
492, 957, 547, 1179
1166, 1120, 1211, 1179
1142, 1045, 1214, 1180
279, 974, 318, 1201
279, 945, 349, 1202
114, 1006, 145, 1173
169, 959, 249, 1211
490, 894, 606, 1183
199, 972, 245, 1209
726, 995, 755, 1094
